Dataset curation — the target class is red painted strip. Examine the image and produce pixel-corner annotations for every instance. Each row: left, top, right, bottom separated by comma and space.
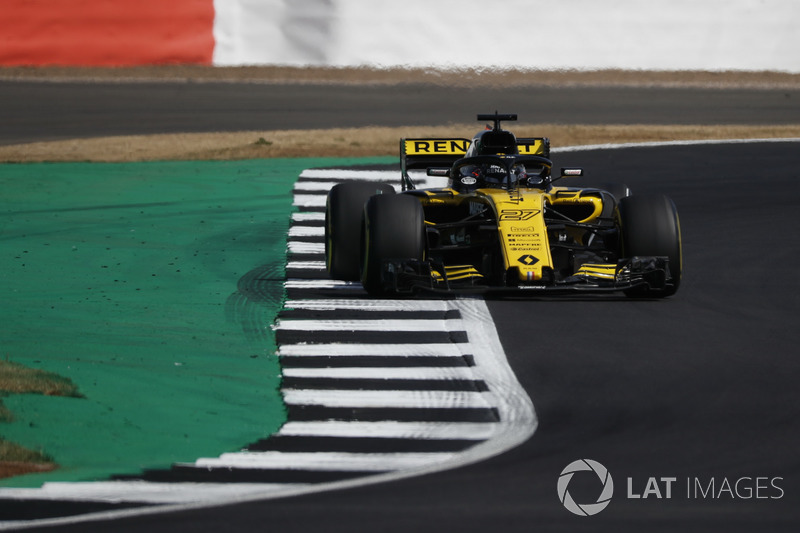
0, 0, 214, 66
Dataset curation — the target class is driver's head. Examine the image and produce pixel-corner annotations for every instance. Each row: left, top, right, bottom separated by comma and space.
510, 163, 527, 184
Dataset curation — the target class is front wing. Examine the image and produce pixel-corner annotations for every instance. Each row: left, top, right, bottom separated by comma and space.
378, 256, 673, 296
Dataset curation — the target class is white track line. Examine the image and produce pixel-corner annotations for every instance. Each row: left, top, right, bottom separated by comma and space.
0, 482, 308, 505
552, 137, 800, 153
276, 421, 498, 440
299, 169, 402, 181
274, 318, 465, 331
293, 194, 327, 208
194, 452, 457, 471
281, 389, 496, 409
277, 343, 471, 357
288, 225, 324, 237
292, 212, 325, 222
297, 170, 448, 190
287, 241, 325, 254
286, 261, 327, 270
283, 279, 362, 289
282, 366, 478, 380
283, 299, 455, 311
294, 181, 400, 192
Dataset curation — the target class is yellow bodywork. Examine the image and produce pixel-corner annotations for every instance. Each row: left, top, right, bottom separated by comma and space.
484, 189, 553, 281
574, 264, 617, 280
485, 187, 608, 281
431, 265, 484, 282
415, 183, 613, 284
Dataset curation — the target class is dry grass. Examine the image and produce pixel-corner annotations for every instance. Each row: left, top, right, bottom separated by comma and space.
0, 360, 83, 407
0, 439, 56, 478
1, 359, 82, 425
0, 360, 84, 477
0, 440, 53, 464
3, 65, 800, 89
3, 124, 800, 163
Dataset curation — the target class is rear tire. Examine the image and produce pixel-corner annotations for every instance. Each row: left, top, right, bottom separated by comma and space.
361, 194, 425, 296
617, 194, 682, 298
325, 182, 394, 280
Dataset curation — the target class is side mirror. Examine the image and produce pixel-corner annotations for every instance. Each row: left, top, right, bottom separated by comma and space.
549, 167, 584, 185
560, 167, 584, 178
427, 167, 450, 177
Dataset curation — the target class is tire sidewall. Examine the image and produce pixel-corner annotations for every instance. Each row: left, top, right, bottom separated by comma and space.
361, 193, 425, 296
325, 182, 394, 281
617, 193, 682, 297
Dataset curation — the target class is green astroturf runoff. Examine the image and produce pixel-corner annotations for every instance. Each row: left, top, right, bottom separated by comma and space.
0, 157, 391, 487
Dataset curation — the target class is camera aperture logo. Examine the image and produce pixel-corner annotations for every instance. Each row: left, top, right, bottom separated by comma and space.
557, 459, 785, 517
557, 459, 614, 516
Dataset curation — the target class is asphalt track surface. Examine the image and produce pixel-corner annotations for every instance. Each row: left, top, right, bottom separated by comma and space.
4, 80, 800, 531
1, 81, 800, 145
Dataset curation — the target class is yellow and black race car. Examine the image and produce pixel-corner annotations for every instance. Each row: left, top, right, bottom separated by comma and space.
325, 113, 682, 297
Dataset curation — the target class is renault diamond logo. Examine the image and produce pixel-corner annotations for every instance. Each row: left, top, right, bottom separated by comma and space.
517, 254, 539, 266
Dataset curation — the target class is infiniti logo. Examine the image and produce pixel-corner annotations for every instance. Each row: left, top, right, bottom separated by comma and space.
557, 459, 614, 516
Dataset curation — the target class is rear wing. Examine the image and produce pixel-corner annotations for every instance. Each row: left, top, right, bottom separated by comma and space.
400, 138, 470, 190
400, 137, 550, 190
516, 138, 551, 157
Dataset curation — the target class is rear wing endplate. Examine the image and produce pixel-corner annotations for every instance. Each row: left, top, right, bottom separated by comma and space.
401, 138, 470, 190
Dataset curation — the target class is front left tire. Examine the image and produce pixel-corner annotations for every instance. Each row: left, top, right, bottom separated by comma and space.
360, 193, 426, 296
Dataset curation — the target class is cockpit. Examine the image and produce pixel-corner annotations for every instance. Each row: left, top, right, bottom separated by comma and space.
449, 155, 552, 192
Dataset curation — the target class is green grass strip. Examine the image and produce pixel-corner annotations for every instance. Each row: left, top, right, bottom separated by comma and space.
0, 157, 391, 487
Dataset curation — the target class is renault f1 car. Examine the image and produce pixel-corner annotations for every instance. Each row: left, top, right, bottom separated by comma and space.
325, 113, 682, 297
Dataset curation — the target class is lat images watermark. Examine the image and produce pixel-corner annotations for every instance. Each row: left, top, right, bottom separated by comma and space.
557, 460, 785, 517
557, 459, 614, 516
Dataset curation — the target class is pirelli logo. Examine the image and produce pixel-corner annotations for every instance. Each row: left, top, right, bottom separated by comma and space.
405, 139, 471, 156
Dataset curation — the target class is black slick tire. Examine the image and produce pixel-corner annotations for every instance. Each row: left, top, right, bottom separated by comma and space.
325, 182, 395, 281
617, 193, 682, 298
360, 193, 425, 296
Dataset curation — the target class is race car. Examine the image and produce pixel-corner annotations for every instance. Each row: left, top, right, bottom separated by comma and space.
325, 113, 682, 297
